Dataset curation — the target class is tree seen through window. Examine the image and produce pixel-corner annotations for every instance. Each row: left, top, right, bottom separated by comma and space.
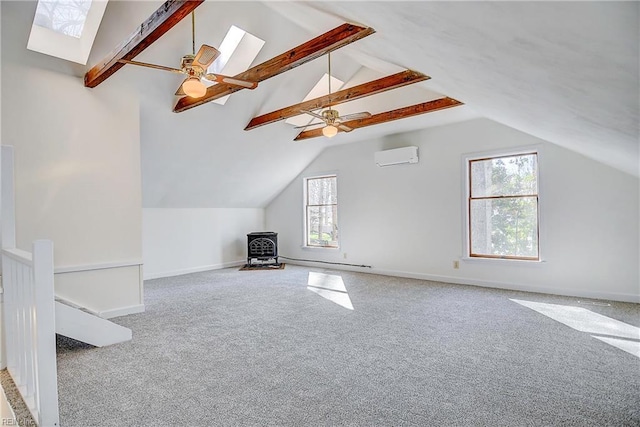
469, 153, 539, 259
305, 176, 338, 247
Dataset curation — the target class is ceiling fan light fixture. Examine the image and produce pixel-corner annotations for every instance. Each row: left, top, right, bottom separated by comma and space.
322, 125, 338, 138
182, 77, 206, 98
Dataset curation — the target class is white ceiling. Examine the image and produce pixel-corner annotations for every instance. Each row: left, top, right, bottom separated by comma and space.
265, 1, 639, 176
45, 1, 640, 207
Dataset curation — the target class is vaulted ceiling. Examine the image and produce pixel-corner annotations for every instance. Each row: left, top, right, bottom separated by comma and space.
19, 1, 640, 208
302, 1, 638, 176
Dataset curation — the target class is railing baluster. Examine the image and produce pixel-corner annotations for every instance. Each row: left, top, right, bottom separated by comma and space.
25, 265, 36, 399
17, 263, 26, 386
5, 258, 16, 372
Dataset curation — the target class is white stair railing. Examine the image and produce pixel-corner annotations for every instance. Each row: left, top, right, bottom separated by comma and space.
1, 146, 59, 426
2, 242, 59, 427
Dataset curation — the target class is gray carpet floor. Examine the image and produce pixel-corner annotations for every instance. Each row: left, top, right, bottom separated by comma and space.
56, 265, 640, 426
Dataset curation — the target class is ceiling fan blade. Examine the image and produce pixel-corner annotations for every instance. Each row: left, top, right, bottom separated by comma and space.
337, 124, 353, 132
118, 59, 184, 74
175, 78, 188, 96
338, 112, 372, 121
205, 74, 258, 89
193, 44, 220, 70
300, 110, 327, 121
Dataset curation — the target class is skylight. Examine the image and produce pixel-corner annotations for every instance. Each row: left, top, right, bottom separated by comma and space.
209, 26, 247, 75
34, 0, 91, 38
207, 25, 265, 106
27, 0, 108, 65
285, 73, 344, 127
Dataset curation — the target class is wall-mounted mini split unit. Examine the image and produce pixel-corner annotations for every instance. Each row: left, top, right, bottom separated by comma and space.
374, 146, 419, 167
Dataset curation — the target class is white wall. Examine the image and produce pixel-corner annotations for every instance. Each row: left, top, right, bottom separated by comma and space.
266, 118, 640, 303
1, 1, 143, 316
142, 208, 264, 279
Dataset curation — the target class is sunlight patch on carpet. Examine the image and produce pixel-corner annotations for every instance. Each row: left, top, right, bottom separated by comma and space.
592, 336, 640, 358
307, 272, 354, 310
511, 299, 640, 358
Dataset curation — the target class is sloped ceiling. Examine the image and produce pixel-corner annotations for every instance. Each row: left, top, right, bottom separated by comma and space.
88, 1, 476, 208
85, 1, 640, 207
265, 1, 639, 177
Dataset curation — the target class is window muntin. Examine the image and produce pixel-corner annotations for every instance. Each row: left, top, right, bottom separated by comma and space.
305, 176, 339, 248
468, 153, 539, 260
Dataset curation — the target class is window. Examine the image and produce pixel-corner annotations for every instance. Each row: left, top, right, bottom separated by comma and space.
468, 152, 539, 260
305, 175, 339, 248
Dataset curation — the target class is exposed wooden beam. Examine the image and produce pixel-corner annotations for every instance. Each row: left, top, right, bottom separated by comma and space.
84, 0, 204, 88
294, 97, 463, 141
173, 23, 375, 113
244, 70, 429, 131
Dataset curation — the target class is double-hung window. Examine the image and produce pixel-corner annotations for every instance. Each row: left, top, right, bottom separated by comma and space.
305, 175, 339, 248
468, 152, 539, 260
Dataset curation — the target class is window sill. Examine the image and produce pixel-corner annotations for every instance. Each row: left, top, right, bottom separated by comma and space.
462, 257, 546, 266
301, 245, 340, 251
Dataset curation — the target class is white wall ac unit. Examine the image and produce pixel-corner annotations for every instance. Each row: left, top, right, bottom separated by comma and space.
374, 146, 419, 167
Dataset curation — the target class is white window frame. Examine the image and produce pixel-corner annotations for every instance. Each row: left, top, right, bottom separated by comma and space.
462, 146, 544, 263
302, 173, 340, 250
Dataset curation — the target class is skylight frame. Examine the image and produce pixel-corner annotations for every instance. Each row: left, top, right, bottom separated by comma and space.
285, 73, 345, 127
27, 0, 109, 65
205, 25, 265, 106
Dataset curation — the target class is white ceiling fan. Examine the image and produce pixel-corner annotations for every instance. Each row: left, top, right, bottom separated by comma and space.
296, 51, 371, 137
118, 11, 257, 99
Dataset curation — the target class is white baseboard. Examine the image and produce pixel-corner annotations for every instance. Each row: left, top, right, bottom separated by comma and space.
99, 304, 145, 319
284, 260, 640, 304
144, 260, 245, 280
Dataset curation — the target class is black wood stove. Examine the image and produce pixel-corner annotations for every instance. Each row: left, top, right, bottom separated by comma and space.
247, 232, 279, 266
